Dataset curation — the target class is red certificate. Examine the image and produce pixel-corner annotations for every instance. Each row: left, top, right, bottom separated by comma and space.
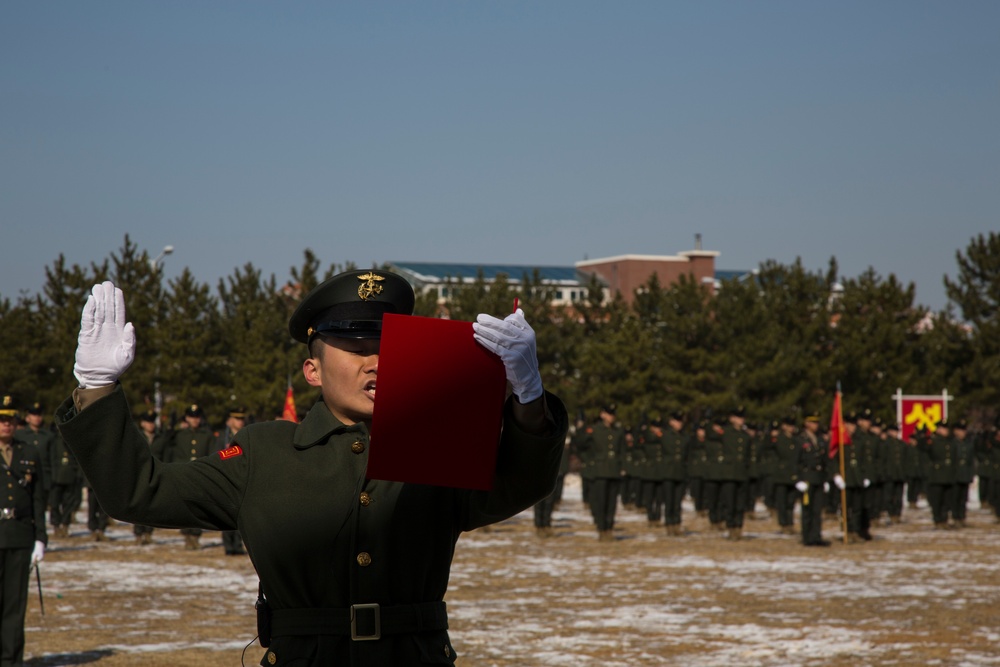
367, 313, 507, 490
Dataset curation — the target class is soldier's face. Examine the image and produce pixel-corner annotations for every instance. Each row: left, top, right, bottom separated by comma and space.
26, 413, 43, 428
304, 336, 380, 425
0, 416, 14, 441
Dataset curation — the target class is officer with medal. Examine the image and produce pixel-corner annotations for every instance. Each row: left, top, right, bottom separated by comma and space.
0, 395, 47, 667
56, 271, 567, 667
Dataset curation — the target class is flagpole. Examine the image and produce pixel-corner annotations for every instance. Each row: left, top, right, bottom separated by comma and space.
837, 382, 848, 545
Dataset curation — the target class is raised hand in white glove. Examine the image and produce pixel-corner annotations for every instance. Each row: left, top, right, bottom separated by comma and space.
863, 478, 871, 488
472, 308, 543, 403
795, 481, 808, 493
833, 475, 846, 490
74, 281, 136, 388
30, 540, 45, 567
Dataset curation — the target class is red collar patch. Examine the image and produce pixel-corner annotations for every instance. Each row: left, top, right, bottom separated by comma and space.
219, 444, 243, 460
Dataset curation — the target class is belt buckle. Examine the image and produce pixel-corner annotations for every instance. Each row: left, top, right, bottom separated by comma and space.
350, 603, 381, 641
0, 507, 14, 520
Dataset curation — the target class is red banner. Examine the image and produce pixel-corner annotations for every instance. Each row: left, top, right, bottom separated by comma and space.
899, 397, 945, 442
829, 391, 851, 459
281, 384, 298, 423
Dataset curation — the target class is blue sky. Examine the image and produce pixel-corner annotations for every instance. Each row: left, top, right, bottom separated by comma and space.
2, 2, 997, 311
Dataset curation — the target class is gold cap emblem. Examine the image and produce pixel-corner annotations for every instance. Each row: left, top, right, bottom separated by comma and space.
357, 272, 385, 301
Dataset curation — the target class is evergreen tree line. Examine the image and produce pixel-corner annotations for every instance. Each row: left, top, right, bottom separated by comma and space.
2, 233, 999, 430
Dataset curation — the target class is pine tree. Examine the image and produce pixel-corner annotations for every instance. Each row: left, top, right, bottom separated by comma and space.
944, 232, 1000, 411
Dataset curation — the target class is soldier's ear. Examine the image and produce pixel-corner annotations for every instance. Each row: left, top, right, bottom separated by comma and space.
302, 357, 322, 387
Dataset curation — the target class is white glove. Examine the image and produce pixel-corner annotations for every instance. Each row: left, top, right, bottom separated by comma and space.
795, 481, 808, 493
30, 540, 45, 567
823, 482, 830, 493
74, 282, 136, 388
833, 475, 845, 490
863, 478, 871, 488
472, 309, 543, 403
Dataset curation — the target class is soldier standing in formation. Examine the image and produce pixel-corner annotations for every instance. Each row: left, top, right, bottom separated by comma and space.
766, 417, 801, 535
133, 410, 165, 545
703, 408, 751, 540
0, 396, 47, 667
880, 423, 908, 524
47, 422, 81, 538
921, 419, 957, 529
165, 404, 215, 550
14, 403, 54, 508
795, 414, 831, 546
686, 420, 709, 518
952, 419, 974, 527
213, 406, 249, 555
577, 405, 626, 542
657, 412, 689, 536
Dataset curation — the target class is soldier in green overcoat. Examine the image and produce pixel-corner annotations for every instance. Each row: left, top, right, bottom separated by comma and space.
951, 419, 975, 527
576, 405, 626, 541
164, 403, 216, 550
0, 396, 47, 666
920, 420, 957, 528
795, 414, 831, 546
57, 273, 568, 667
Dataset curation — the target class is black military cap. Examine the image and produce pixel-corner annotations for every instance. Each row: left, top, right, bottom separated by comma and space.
648, 412, 664, 427
289, 269, 416, 344
184, 404, 205, 418
844, 411, 858, 424
714, 414, 729, 427
26, 402, 43, 416
886, 423, 900, 433
769, 419, 781, 431
669, 411, 685, 423
858, 408, 873, 421
729, 405, 746, 418
873, 416, 884, 428
953, 417, 968, 430
227, 406, 248, 419
0, 395, 17, 418
601, 404, 617, 416
138, 411, 157, 423
782, 416, 797, 427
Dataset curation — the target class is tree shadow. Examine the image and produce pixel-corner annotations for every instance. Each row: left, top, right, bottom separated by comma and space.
27, 650, 114, 665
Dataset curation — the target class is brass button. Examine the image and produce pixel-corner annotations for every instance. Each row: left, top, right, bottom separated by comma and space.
357, 552, 372, 567
267, 651, 277, 665
359, 492, 371, 506
444, 644, 451, 657
351, 441, 366, 454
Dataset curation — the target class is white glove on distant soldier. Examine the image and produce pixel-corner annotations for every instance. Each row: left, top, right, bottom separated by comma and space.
833, 475, 846, 490
863, 478, 871, 488
74, 281, 136, 388
795, 481, 808, 493
472, 308, 543, 403
823, 482, 830, 493
30, 540, 44, 567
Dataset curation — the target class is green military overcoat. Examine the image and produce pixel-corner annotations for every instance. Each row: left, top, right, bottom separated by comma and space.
58, 385, 568, 667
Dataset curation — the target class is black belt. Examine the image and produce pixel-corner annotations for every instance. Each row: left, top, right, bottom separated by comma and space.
271, 601, 448, 641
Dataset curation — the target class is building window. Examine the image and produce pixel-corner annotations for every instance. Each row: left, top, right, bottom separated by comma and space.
441, 287, 448, 297
556, 291, 563, 300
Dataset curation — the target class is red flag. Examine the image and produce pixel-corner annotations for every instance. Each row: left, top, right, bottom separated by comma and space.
281, 383, 298, 423
829, 390, 851, 459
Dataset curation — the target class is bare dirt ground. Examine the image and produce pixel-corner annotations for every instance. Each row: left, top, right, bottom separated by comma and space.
26, 477, 1000, 666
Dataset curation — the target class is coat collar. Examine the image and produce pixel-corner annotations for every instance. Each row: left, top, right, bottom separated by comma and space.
292, 399, 369, 450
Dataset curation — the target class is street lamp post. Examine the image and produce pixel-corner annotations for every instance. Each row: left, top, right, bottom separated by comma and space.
150, 245, 174, 270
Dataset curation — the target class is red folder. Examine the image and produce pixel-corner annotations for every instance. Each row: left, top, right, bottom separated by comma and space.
367, 313, 507, 490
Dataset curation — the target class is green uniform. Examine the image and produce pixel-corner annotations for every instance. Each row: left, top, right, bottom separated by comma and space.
57, 385, 567, 667
576, 420, 625, 535
796, 428, 831, 545
766, 430, 800, 530
14, 426, 53, 496
921, 430, 957, 526
0, 437, 47, 666
47, 433, 81, 533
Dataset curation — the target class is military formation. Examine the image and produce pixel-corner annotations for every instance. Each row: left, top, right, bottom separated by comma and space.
3, 398, 255, 552
562, 405, 1000, 545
